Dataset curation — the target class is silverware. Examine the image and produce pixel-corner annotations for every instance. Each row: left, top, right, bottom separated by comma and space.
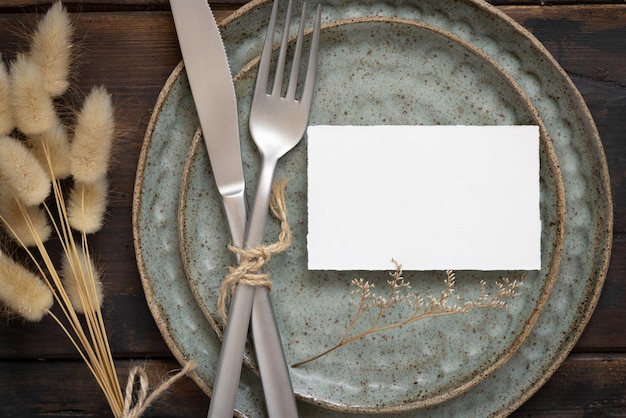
249, 0, 321, 415
209, 1, 322, 417
169, 0, 247, 248
170, 1, 300, 416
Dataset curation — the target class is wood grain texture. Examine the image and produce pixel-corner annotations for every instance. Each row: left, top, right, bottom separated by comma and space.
0, 2, 623, 417
0, 359, 209, 417
0, 1, 246, 11
2, 355, 626, 417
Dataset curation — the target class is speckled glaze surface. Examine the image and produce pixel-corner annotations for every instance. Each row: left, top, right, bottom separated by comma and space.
179, 17, 563, 412
133, 0, 612, 417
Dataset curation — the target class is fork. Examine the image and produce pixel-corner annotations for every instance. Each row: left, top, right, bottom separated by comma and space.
207, 1, 322, 417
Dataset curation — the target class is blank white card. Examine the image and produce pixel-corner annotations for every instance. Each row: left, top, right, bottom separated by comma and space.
306, 125, 541, 271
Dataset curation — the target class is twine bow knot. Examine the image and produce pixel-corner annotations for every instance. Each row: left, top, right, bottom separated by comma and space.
217, 179, 291, 323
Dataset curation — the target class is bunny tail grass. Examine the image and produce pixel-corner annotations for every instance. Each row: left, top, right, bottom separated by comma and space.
9, 53, 57, 136
30, 1, 74, 97
29, 121, 72, 179
0, 194, 51, 247
0, 58, 13, 136
71, 86, 115, 183
0, 136, 51, 206
68, 177, 108, 234
0, 250, 53, 321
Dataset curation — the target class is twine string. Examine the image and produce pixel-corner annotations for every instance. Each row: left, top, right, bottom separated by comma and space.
121, 361, 196, 418
217, 179, 291, 323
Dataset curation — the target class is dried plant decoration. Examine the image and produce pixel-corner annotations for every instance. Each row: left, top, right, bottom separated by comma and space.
71, 86, 116, 183
293, 260, 524, 367
0, 135, 51, 206
28, 1, 73, 97
0, 3, 193, 417
0, 192, 51, 246
60, 244, 103, 314
28, 121, 72, 179
0, 249, 53, 321
0, 57, 13, 136
67, 177, 109, 234
9, 53, 57, 135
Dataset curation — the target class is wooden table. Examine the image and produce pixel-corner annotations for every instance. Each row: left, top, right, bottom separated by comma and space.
0, 1, 623, 416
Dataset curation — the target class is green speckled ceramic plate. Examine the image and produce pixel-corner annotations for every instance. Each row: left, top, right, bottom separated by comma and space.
179, 17, 563, 413
133, 0, 612, 416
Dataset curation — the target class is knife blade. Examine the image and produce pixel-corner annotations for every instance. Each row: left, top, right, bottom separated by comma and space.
169, 2, 297, 417
171, 0, 247, 247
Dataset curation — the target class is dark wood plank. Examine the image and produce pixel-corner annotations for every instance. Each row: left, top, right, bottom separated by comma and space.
511, 354, 626, 417
0, 1, 247, 12
1, 354, 626, 417
493, 0, 626, 4
576, 237, 626, 352
0, 359, 209, 417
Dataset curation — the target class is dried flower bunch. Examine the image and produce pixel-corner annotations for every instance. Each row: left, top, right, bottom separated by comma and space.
293, 260, 523, 367
0, 2, 113, 320
0, 2, 126, 415
0, 4, 194, 417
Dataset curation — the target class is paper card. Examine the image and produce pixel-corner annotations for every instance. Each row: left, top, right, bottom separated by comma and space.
306, 125, 541, 271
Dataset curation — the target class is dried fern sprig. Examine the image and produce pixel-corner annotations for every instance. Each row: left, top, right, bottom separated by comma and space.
29, 1, 73, 97
0, 57, 13, 136
293, 260, 523, 367
0, 250, 53, 321
0, 136, 51, 206
9, 53, 57, 135
71, 86, 115, 183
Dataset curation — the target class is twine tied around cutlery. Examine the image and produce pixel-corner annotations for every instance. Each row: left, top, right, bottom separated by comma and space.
218, 178, 292, 323
121, 360, 196, 418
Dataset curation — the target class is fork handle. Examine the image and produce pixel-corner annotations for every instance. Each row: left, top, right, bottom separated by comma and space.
208, 158, 298, 418
252, 287, 298, 417
247, 156, 299, 417
245, 155, 278, 247
208, 283, 255, 418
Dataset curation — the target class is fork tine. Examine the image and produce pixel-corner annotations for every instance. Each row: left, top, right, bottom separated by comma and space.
300, 4, 322, 107
285, 3, 307, 101
271, 0, 293, 96
254, 0, 280, 98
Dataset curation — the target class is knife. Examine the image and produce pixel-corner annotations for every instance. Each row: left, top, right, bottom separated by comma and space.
169, 1, 298, 417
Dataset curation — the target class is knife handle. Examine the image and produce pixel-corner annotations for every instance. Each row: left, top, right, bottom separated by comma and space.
207, 190, 251, 417
207, 284, 255, 418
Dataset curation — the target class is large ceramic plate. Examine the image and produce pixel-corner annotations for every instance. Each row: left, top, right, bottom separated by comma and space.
178, 17, 564, 412
133, 0, 612, 416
